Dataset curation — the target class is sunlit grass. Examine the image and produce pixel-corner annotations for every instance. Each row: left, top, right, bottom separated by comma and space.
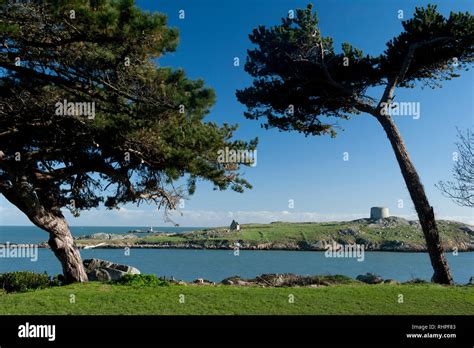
0, 282, 472, 315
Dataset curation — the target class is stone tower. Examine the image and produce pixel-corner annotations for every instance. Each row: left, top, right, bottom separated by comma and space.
370, 207, 389, 220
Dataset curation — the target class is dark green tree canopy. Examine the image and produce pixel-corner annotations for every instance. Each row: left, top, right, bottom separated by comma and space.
237, 4, 473, 136
0, 0, 256, 217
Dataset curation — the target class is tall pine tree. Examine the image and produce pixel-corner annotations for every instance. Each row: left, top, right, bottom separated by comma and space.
237, 4, 473, 284
0, 0, 256, 282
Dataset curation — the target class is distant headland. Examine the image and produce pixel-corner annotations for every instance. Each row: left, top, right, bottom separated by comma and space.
28, 215, 474, 252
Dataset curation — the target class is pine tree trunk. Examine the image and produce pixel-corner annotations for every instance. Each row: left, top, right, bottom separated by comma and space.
31, 211, 89, 283
375, 114, 454, 284
0, 184, 88, 283
44, 216, 89, 284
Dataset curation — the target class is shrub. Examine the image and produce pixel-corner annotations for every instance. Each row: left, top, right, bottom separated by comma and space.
0, 272, 59, 293
319, 274, 356, 285
112, 274, 169, 287
404, 278, 429, 284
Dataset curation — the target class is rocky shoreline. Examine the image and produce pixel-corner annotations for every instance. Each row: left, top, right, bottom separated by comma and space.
21, 239, 474, 252
80, 258, 474, 286
84, 241, 473, 252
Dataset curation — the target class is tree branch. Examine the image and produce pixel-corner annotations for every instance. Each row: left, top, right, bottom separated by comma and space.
377, 37, 455, 110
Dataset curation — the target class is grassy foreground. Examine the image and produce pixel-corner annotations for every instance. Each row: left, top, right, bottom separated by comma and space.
0, 283, 473, 315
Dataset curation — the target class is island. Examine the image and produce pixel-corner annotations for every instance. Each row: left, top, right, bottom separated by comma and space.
35, 217, 474, 252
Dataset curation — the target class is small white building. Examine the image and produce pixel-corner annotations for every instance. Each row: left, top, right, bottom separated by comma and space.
230, 220, 240, 231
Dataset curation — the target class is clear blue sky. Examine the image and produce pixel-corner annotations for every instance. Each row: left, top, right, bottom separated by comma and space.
1, 0, 473, 226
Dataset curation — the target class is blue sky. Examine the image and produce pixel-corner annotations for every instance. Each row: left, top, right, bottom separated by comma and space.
1, 0, 473, 226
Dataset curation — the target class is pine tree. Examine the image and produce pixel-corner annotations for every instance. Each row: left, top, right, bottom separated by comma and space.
0, 0, 256, 283
237, 4, 474, 284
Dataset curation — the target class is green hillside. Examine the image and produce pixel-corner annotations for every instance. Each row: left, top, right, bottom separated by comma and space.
70, 217, 474, 252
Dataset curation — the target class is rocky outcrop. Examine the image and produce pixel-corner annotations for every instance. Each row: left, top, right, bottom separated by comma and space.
171, 273, 472, 287
192, 278, 215, 285
77, 233, 138, 240
83, 258, 140, 281
383, 279, 400, 285
368, 217, 411, 228
219, 273, 354, 287
338, 228, 360, 236
460, 226, 474, 236
221, 276, 254, 286
356, 273, 384, 284
66, 238, 474, 252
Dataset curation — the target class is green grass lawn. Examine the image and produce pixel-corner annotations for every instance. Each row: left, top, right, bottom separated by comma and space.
1, 283, 472, 315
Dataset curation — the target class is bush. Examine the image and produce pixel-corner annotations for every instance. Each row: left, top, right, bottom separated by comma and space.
404, 278, 429, 284
0, 272, 59, 293
318, 274, 356, 285
112, 274, 169, 287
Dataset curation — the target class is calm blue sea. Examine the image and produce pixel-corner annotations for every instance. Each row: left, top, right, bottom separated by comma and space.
1, 226, 473, 283
0, 225, 200, 244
